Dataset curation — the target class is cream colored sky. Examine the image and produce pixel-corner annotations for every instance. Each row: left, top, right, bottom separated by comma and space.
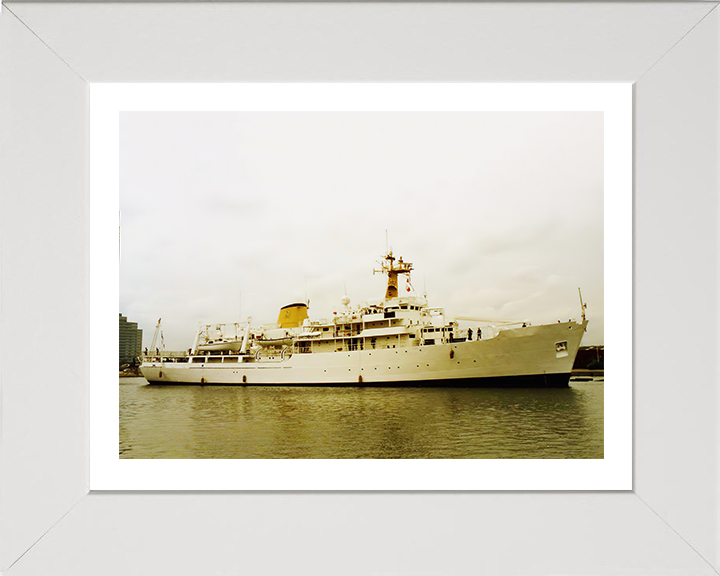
120, 111, 603, 349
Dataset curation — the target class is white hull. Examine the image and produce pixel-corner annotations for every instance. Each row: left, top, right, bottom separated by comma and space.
141, 320, 586, 387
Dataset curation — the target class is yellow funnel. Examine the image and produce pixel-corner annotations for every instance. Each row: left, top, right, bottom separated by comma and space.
278, 303, 309, 328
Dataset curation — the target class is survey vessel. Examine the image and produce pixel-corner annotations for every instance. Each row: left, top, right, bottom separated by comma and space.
140, 251, 588, 387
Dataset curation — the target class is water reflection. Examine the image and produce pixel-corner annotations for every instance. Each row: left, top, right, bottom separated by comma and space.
120, 378, 603, 459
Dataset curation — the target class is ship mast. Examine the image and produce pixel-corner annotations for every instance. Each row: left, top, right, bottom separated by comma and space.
374, 251, 413, 300
578, 287, 587, 322
149, 318, 162, 356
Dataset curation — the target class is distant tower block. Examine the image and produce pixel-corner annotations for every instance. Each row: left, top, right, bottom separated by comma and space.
119, 313, 143, 365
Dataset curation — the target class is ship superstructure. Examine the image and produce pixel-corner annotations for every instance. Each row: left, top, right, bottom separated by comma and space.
140, 251, 588, 387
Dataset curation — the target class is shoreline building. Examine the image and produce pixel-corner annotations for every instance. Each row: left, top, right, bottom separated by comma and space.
572, 345, 604, 370
119, 313, 142, 366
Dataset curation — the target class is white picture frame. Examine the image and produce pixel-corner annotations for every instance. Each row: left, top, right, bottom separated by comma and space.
1, 2, 718, 574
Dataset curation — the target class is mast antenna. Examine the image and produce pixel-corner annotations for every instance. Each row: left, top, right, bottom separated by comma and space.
578, 287, 587, 322
149, 318, 162, 356
373, 250, 413, 300
341, 278, 350, 309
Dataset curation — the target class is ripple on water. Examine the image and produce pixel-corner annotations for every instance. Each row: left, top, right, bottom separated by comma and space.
119, 377, 603, 459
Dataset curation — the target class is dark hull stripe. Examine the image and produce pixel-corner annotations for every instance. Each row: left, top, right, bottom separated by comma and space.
144, 372, 571, 388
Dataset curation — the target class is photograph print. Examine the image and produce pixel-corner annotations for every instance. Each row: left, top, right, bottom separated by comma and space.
119, 109, 604, 460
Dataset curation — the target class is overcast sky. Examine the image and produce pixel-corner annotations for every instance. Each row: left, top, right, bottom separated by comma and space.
120, 111, 603, 350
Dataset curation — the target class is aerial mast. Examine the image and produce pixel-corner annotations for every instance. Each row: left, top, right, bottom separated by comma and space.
374, 251, 413, 300
149, 318, 162, 356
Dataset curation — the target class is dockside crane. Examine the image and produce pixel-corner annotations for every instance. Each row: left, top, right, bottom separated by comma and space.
149, 318, 163, 357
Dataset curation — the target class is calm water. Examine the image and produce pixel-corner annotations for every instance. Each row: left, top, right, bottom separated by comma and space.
119, 377, 603, 459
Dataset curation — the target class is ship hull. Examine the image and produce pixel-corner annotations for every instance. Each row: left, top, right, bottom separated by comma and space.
140, 321, 586, 388
140, 373, 572, 388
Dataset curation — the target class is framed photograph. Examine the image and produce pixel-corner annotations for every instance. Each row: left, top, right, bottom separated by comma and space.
1, 2, 718, 574
92, 83, 630, 491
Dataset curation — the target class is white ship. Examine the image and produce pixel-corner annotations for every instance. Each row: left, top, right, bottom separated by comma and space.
140, 251, 588, 387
